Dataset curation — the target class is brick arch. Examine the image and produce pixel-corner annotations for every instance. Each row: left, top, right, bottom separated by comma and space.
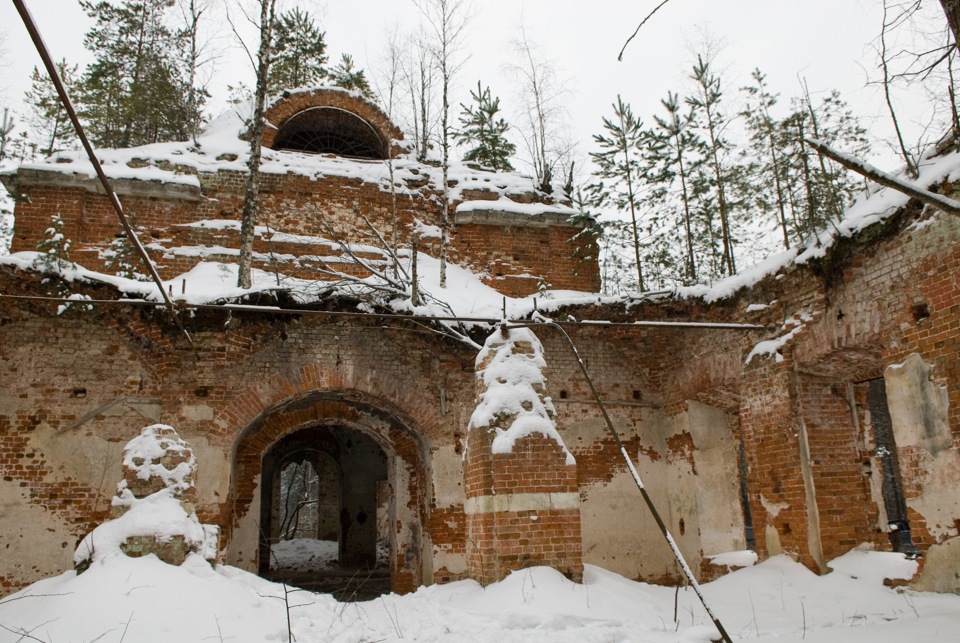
261, 87, 405, 157
227, 388, 431, 594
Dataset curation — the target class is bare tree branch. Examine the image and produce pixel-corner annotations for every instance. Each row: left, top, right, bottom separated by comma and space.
618, 0, 675, 62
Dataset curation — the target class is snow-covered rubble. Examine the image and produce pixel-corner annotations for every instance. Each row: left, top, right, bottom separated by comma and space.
74, 424, 215, 573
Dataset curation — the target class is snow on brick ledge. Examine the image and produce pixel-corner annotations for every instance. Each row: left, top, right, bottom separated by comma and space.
468, 325, 574, 464
75, 424, 216, 573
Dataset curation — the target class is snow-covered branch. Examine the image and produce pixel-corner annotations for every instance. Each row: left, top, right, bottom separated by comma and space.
805, 137, 960, 217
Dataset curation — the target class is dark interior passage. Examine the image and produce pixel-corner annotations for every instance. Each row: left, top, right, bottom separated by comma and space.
260, 425, 391, 599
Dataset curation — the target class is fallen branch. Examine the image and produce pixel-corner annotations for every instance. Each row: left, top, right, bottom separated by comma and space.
805, 137, 960, 218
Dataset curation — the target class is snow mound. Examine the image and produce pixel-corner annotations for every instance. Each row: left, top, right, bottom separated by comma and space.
1, 552, 958, 642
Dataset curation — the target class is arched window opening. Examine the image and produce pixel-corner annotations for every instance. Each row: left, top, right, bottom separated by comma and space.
273, 107, 387, 159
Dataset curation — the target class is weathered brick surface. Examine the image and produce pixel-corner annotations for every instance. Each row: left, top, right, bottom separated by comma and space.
1, 150, 960, 596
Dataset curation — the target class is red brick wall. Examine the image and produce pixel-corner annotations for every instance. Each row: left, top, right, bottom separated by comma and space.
6, 168, 600, 296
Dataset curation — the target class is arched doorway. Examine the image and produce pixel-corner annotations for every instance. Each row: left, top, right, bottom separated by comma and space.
260, 425, 391, 597
228, 391, 430, 598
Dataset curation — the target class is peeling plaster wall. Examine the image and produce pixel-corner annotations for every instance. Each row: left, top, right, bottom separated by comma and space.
683, 401, 746, 556
885, 354, 960, 591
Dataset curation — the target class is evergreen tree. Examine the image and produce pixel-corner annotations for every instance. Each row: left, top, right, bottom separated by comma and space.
648, 91, 702, 283
687, 54, 741, 277
779, 89, 871, 240
78, 0, 199, 148
740, 69, 794, 250
587, 95, 647, 291
268, 8, 328, 94
328, 54, 374, 99
24, 60, 79, 157
32, 214, 75, 299
104, 224, 148, 281
454, 82, 516, 171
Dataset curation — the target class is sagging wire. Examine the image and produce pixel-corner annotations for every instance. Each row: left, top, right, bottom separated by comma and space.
0, 293, 767, 333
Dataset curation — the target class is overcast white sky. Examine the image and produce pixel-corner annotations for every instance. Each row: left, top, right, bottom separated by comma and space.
0, 0, 949, 173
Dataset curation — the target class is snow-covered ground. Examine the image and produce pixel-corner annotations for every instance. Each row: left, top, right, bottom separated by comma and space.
272, 539, 340, 572
1, 549, 958, 642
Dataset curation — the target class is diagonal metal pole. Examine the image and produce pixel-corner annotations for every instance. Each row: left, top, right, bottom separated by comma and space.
508, 320, 734, 643
12, 0, 194, 348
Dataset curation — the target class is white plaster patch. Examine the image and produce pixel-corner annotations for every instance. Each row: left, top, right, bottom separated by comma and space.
181, 404, 215, 422
431, 444, 465, 510
464, 492, 579, 514
761, 494, 789, 518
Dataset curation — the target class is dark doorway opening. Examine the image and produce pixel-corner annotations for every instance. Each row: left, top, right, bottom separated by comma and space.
866, 379, 920, 558
260, 425, 391, 599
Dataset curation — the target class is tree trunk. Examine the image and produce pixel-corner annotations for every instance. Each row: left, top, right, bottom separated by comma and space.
237, 0, 275, 289
940, 0, 960, 46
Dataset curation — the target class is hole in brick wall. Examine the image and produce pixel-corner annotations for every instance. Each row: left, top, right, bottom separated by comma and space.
632, 390, 641, 400
912, 303, 930, 323
194, 387, 209, 398
679, 518, 685, 536
559, 390, 568, 399
71, 388, 86, 398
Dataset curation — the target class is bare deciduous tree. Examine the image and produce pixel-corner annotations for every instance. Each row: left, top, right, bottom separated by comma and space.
508, 24, 573, 195
236, 0, 277, 289
412, 0, 472, 289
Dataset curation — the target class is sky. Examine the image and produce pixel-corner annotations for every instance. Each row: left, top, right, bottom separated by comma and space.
0, 0, 953, 195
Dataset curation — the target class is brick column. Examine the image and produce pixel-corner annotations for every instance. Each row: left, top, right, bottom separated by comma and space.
464, 326, 583, 585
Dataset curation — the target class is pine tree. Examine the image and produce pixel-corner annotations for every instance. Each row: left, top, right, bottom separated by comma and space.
778, 89, 871, 240
328, 54, 374, 99
687, 54, 740, 277
587, 96, 647, 291
24, 60, 79, 157
648, 91, 702, 283
104, 223, 148, 280
33, 214, 75, 299
268, 8, 328, 94
454, 82, 516, 171
740, 69, 794, 250
78, 0, 199, 148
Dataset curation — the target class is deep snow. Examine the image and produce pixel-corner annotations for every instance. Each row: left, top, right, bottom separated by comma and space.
1, 549, 958, 642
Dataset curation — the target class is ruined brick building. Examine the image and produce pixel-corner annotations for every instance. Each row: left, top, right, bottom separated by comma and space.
1, 88, 959, 597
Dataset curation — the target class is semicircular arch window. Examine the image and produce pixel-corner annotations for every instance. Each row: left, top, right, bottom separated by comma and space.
273, 107, 387, 160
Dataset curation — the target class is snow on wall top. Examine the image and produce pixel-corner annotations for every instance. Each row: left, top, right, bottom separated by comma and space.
469, 326, 574, 464
674, 147, 960, 305
2, 100, 572, 219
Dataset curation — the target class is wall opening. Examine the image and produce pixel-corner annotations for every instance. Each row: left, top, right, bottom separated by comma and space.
260, 425, 391, 598
866, 378, 920, 557
272, 107, 387, 159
